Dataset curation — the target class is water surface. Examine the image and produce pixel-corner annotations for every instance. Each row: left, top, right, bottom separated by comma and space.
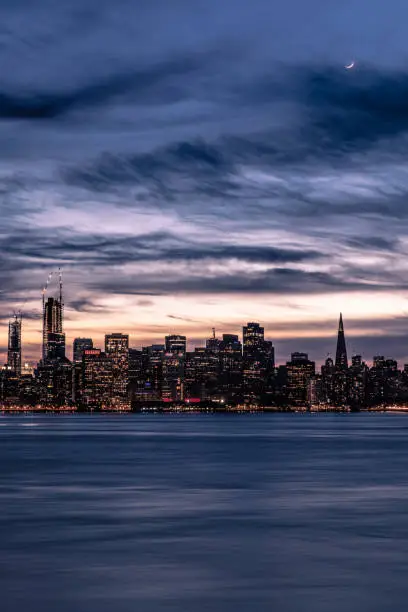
1, 413, 408, 612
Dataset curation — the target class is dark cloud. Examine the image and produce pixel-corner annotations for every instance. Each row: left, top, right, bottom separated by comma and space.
345, 236, 399, 251
1, 0, 408, 363
93, 266, 406, 298
168, 314, 202, 323
303, 66, 408, 150
0, 53, 214, 120
0, 229, 321, 266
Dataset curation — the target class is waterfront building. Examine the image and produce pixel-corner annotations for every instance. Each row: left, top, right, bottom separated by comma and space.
82, 349, 113, 409
242, 322, 275, 404
105, 334, 130, 409
287, 352, 315, 405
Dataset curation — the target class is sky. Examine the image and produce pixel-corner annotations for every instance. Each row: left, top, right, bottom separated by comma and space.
2, 0, 408, 365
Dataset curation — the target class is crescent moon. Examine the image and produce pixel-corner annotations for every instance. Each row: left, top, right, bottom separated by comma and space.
345, 61, 355, 70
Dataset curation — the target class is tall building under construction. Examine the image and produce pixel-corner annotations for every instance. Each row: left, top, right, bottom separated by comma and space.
7, 314, 22, 377
42, 270, 65, 361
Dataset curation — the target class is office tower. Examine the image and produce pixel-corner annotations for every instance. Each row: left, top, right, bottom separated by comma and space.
129, 347, 164, 404
286, 352, 315, 406
162, 352, 185, 402
105, 334, 130, 408
144, 345, 165, 401
42, 270, 65, 361
367, 356, 399, 406
73, 338, 93, 363
46, 332, 66, 361
242, 322, 275, 404
333, 314, 349, 405
349, 355, 368, 407
218, 334, 243, 404
335, 313, 348, 369
19, 363, 38, 406
206, 329, 222, 353
128, 349, 145, 403
82, 349, 113, 409
165, 335, 187, 356
7, 314, 22, 377
321, 357, 335, 404
36, 271, 72, 407
308, 374, 323, 405
35, 358, 72, 407
161, 336, 186, 402
184, 347, 220, 402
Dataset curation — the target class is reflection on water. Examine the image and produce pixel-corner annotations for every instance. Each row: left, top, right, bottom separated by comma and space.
2, 414, 408, 612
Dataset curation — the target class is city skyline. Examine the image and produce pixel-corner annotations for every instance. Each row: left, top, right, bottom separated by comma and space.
2, 1, 408, 366
1, 274, 408, 369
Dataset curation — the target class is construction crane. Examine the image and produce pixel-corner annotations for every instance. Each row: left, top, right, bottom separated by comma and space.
42, 271, 53, 309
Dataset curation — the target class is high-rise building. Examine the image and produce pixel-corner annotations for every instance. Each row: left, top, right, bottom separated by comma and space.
334, 314, 349, 405
287, 352, 315, 405
335, 313, 348, 369
218, 334, 243, 403
349, 354, 368, 407
105, 333, 130, 408
81, 349, 113, 409
242, 322, 275, 404
143, 345, 165, 401
206, 329, 222, 353
42, 271, 65, 361
161, 336, 186, 402
73, 338, 93, 363
321, 357, 335, 404
7, 314, 22, 377
165, 335, 187, 356
184, 347, 220, 401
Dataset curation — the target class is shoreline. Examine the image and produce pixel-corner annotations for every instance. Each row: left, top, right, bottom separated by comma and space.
1, 405, 408, 414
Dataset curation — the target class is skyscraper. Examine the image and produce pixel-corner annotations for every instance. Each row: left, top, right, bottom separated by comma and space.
73, 338, 93, 363
287, 352, 315, 405
242, 322, 275, 404
335, 313, 348, 369
165, 335, 187, 355
81, 349, 113, 410
105, 333, 130, 408
334, 313, 349, 405
7, 314, 22, 377
42, 271, 65, 361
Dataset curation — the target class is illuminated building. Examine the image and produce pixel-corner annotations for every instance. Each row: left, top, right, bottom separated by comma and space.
349, 354, 368, 407
7, 314, 22, 377
20, 363, 37, 405
129, 346, 164, 403
161, 335, 186, 402
35, 359, 72, 407
73, 338, 93, 363
82, 349, 113, 409
334, 314, 349, 405
308, 374, 323, 405
335, 313, 348, 369
321, 357, 335, 404
242, 322, 275, 404
105, 333, 130, 408
165, 335, 186, 355
184, 347, 219, 401
286, 352, 315, 405
218, 334, 243, 404
42, 271, 65, 362
162, 353, 184, 402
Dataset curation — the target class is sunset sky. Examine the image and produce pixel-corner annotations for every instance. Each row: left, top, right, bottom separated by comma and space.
2, 0, 408, 365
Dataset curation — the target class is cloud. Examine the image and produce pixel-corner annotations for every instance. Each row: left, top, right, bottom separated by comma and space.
302, 66, 408, 149
93, 266, 406, 297
0, 52, 215, 120
0, 228, 322, 267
